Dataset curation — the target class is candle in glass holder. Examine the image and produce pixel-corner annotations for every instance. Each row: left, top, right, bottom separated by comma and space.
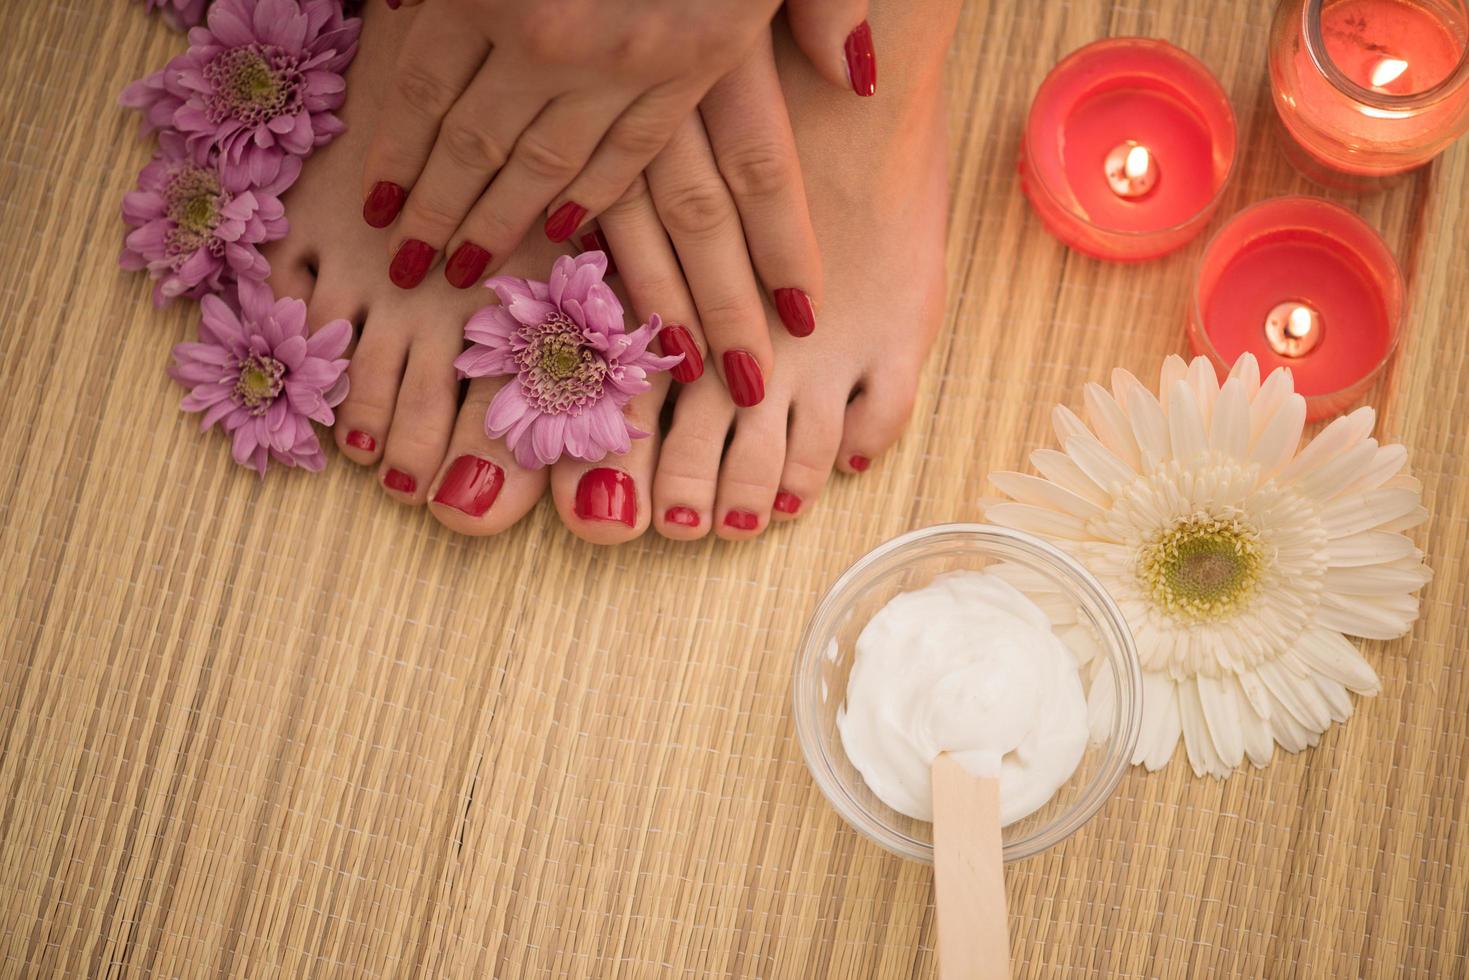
1189, 197, 1404, 420
1269, 0, 1469, 185
1019, 38, 1237, 261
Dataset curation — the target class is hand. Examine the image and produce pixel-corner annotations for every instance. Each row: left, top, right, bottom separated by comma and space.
361, 0, 874, 294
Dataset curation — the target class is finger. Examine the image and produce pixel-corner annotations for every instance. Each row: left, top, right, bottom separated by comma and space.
392, 54, 551, 288
701, 34, 822, 338
445, 90, 631, 285
647, 115, 771, 408
783, 0, 875, 96
542, 79, 702, 238
361, 12, 491, 228
596, 176, 706, 385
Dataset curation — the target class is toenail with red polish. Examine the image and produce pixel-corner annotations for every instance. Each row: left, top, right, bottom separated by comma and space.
345, 430, 376, 453
665, 506, 700, 528
773, 288, 816, 338
385, 0, 400, 8
723, 510, 759, 531
658, 324, 704, 384
773, 491, 802, 515
445, 241, 492, 289
433, 455, 504, 517
849, 454, 871, 472
384, 468, 416, 493
723, 350, 765, 407
544, 201, 587, 243
575, 468, 636, 526
844, 22, 877, 97
363, 181, 406, 228
389, 239, 435, 289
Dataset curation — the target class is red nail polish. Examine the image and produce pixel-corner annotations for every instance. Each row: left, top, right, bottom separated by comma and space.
389, 239, 435, 289
444, 241, 492, 289
385, 0, 400, 8
658, 324, 704, 384
544, 201, 587, 243
363, 181, 405, 228
432, 455, 504, 517
575, 467, 636, 526
723, 510, 759, 531
665, 506, 700, 528
345, 429, 376, 452
384, 468, 417, 493
722, 350, 765, 407
577, 229, 617, 274
774, 288, 816, 338
844, 22, 877, 97
773, 491, 802, 515
849, 454, 871, 472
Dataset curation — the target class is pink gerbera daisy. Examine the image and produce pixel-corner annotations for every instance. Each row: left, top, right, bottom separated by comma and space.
120, 132, 298, 306
169, 280, 352, 474
454, 252, 681, 470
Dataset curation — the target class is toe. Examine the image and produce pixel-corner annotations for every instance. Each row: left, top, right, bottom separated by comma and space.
773, 386, 845, 521
426, 377, 549, 535
333, 314, 406, 466
714, 398, 788, 540
377, 325, 462, 504
263, 241, 316, 305
837, 369, 919, 475
550, 380, 669, 546
651, 381, 735, 540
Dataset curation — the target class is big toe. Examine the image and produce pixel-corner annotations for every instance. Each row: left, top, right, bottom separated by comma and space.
426, 376, 549, 535
549, 381, 669, 546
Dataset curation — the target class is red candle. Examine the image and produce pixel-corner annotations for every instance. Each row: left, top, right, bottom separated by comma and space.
1270, 0, 1469, 183
1020, 38, 1237, 261
1189, 197, 1404, 420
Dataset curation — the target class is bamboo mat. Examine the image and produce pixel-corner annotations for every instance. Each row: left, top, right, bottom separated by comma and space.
3, 0, 1468, 976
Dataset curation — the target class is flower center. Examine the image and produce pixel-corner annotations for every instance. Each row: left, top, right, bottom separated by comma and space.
234, 353, 285, 415
204, 45, 301, 127
515, 313, 607, 415
1137, 515, 1263, 623
163, 164, 228, 259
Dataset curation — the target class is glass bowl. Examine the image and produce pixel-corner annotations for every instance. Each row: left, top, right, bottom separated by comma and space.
793, 524, 1142, 863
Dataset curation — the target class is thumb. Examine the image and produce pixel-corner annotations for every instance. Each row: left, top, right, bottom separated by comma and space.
783, 0, 875, 97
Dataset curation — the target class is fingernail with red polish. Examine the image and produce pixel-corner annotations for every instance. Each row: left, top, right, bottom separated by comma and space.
723, 350, 765, 407
544, 201, 587, 243
844, 22, 877, 97
389, 239, 435, 289
575, 467, 636, 526
345, 430, 376, 453
658, 324, 704, 384
384, 468, 416, 493
774, 288, 816, 337
445, 241, 492, 289
432, 455, 504, 517
363, 181, 405, 228
723, 510, 759, 531
665, 506, 700, 528
774, 491, 802, 515
849, 454, 871, 472
577, 229, 617, 274
386, 0, 400, 9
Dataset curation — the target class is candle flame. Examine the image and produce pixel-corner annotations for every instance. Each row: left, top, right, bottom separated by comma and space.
1287, 305, 1315, 339
1370, 57, 1409, 89
1124, 144, 1152, 180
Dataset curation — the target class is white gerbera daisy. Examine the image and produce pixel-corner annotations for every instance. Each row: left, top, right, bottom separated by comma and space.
984, 353, 1431, 778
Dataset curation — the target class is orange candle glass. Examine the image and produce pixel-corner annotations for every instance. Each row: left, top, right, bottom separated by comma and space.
1020, 38, 1237, 261
1269, 0, 1469, 184
1189, 197, 1405, 421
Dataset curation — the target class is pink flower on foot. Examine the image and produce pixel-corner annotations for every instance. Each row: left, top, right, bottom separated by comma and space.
137, 0, 211, 31
454, 252, 682, 470
120, 132, 298, 306
169, 280, 352, 474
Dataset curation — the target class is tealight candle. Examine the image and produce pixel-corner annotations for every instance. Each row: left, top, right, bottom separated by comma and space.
1269, 0, 1469, 184
1189, 197, 1404, 420
1020, 38, 1237, 261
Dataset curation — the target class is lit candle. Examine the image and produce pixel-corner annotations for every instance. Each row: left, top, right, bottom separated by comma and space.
1269, 0, 1469, 184
1189, 197, 1404, 421
1020, 38, 1237, 261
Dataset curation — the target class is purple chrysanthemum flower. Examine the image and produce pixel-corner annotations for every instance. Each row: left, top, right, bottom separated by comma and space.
138, 0, 211, 30
120, 132, 298, 306
454, 252, 681, 470
169, 280, 352, 474
122, 0, 360, 187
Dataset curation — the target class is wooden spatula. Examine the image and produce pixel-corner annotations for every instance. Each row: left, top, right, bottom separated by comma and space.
931, 752, 1011, 980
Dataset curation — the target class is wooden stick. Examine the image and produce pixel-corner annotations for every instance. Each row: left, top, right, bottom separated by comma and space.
932, 753, 1011, 980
